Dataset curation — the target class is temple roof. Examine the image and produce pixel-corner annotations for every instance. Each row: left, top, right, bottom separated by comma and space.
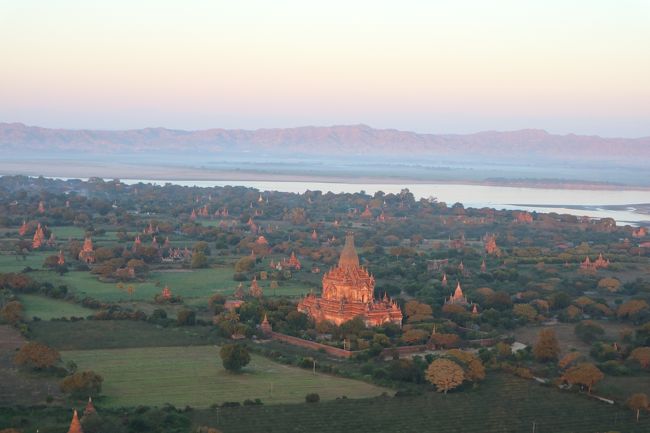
338, 233, 360, 269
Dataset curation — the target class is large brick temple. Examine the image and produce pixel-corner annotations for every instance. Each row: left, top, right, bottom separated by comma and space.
297, 233, 402, 327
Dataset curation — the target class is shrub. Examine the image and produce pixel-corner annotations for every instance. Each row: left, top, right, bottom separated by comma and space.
60, 370, 103, 397
305, 393, 320, 403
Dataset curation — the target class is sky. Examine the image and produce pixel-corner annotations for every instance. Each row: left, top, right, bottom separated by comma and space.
1, 0, 649, 136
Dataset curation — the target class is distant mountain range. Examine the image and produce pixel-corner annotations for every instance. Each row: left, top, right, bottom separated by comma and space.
2, 122, 649, 165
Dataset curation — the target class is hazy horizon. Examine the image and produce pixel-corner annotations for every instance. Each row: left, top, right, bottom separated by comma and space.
2, 1, 649, 137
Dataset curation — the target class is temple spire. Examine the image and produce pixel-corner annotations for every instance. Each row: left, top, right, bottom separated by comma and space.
338, 233, 359, 269
67, 409, 84, 433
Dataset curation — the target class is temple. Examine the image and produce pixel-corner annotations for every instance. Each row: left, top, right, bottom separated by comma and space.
445, 282, 469, 306
161, 286, 172, 300
297, 233, 402, 327
32, 223, 45, 249
580, 253, 610, 270
78, 237, 95, 264
514, 211, 533, 223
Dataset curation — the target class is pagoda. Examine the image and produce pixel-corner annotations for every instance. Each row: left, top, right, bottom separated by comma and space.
32, 223, 45, 249
360, 205, 373, 219
311, 229, 318, 241
18, 220, 28, 236
161, 286, 172, 300
57, 250, 66, 266
78, 237, 95, 264
594, 253, 610, 269
38, 200, 45, 214
632, 227, 647, 238
445, 282, 469, 306
84, 396, 96, 416
441, 273, 448, 287
484, 234, 500, 256
260, 314, 272, 335
67, 409, 84, 433
234, 282, 245, 299
132, 235, 142, 252
480, 259, 487, 273
297, 233, 402, 327
249, 277, 263, 298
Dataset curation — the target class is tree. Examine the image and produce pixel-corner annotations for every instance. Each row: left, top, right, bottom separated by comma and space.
14, 342, 60, 370
558, 352, 581, 369
513, 304, 538, 322
401, 329, 430, 345
629, 347, 650, 369
617, 300, 649, 322
598, 277, 621, 293
562, 363, 604, 394
627, 393, 649, 422
60, 370, 103, 397
404, 300, 433, 322
191, 252, 208, 269
235, 256, 255, 273
447, 349, 486, 382
176, 309, 196, 326
574, 320, 605, 343
425, 358, 465, 394
219, 344, 251, 372
533, 328, 560, 362
430, 332, 460, 349
0, 301, 23, 325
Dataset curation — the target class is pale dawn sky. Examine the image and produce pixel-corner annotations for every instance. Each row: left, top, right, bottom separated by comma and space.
1, 0, 649, 136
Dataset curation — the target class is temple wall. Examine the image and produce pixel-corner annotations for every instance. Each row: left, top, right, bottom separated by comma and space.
269, 332, 356, 358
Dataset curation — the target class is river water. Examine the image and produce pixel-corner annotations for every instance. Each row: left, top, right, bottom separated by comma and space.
122, 179, 650, 226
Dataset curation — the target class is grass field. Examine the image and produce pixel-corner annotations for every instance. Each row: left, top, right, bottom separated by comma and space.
30, 320, 220, 350
26, 266, 314, 304
19, 294, 94, 320
0, 251, 50, 273
61, 346, 388, 407
192, 373, 650, 433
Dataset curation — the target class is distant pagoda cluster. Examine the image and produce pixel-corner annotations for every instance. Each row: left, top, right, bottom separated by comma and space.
580, 253, 610, 271
298, 233, 402, 327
